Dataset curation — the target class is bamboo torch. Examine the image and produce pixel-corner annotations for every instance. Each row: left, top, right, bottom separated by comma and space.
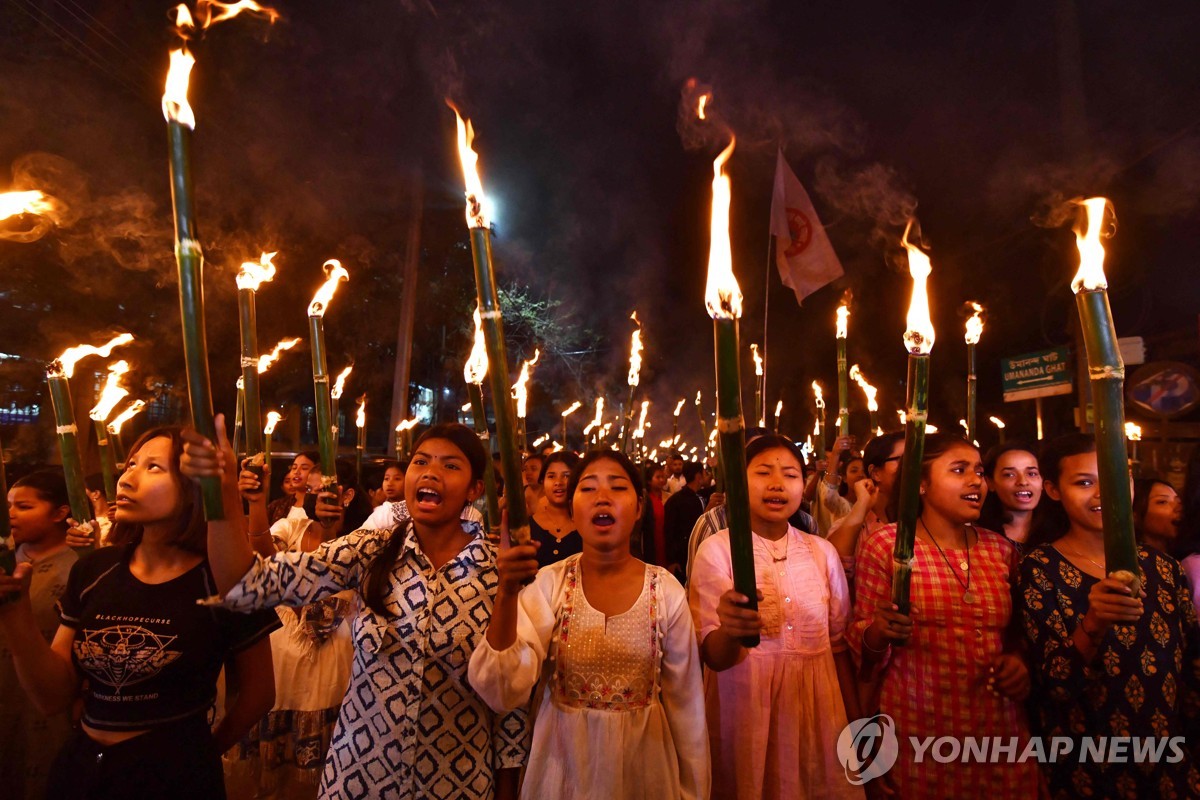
1072, 197, 1140, 591
263, 411, 282, 473
773, 399, 783, 434
836, 296, 851, 438
694, 391, 709, 451
88, 360, 131, 504
466, 307, 502, 528
849, 364, 880, 435
511, 349, 539, 454
561, 401, 582, 450
964, 302, 985, 444
355, 395, 367, 480
451, 106, 529, 544
307, 260, 350, 491
811, 381, 826, 450
891, 222, 937, 627
107, 400, 146, 464
232, 378, 245, 460
703, 134, 758, 645
989, 415, 1006, 443
46, 334, 133, 531
236, 251, 276, 473
622, 313, 643, 453
751, 344, 764, 427
1126, 422, 1142, 478
672, 398, 685, 443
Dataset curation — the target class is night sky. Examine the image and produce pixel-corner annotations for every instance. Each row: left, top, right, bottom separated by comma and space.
3, 0, 1199, 450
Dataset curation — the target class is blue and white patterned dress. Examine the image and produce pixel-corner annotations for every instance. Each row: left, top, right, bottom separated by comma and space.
223, 521, 529, 800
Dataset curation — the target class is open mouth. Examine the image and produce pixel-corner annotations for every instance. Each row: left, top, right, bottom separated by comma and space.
415, 487, 442, 509
763, 497, 789, 511
962, 493, 981, 505
591, 512, 616, 528
1013, 491, 1034, 502
1089, 504, 1102, 513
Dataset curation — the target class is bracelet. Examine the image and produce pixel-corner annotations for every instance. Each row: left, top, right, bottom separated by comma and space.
249, 530, 272, 539
861, 631, 889, 654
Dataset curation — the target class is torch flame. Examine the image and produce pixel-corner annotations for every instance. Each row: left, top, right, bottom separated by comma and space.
307, 259, 349, 317
1072, 197, 1114, 293
989, 415, 1006, 430
964, 301, 985, 345
394, 418, 418, 433
704, 136, 741, 320
263, 410, 282, 435
774, 399, 783, 419
450, 105, 490, 229
531, 434, 549, 448
694, 391, 702, 407
464, 306, 489, 385
926, 423, 940, 433
162, 48, 197, 128
635, 400, 650, 440
897, 409, 907, 425
697, 93, 710, 120
561, 401, 582, 418
673, 399, 685, 417
0, 190, 55, 222
236, 251, 278, 291
511, 349, 540, 418
107, 400, 146, 435
751, 344, 763, 376
592, 398, 605, 430
627, 312, 643, 387
330, 364, 353, 400
836, 303, 850, 340
356, 396, 366, 429
811, 381, 825, 410
848, 365, 879, 412
54, 333, 135, 379
257, 337, 301, 373
1125, 421, 1142, 441
89, 360, 131, 421
901, 220, 936, 355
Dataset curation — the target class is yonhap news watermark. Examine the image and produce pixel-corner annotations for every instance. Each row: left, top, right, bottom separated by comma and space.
837, 714, 1188, 786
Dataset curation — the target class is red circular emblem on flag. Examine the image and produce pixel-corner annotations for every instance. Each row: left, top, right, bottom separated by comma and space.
785, 207, 812, 257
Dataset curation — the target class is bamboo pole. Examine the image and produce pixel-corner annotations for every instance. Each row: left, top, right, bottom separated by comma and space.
468, 382, 502, 530
44, 370, 93, 531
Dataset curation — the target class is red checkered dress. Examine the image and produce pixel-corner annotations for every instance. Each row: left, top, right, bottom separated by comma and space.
847, 524, 1040, 798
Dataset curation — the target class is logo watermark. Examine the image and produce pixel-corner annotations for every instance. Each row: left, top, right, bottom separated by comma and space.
836, 715, 1187, 785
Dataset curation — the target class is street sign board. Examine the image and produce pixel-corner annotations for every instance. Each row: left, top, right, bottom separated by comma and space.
1002, 346, 1073, 402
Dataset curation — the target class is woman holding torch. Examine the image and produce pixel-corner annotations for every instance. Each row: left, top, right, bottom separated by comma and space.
848, 433, 1038, 797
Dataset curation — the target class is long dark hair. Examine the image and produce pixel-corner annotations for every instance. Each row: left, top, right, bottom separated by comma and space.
363, 424, 485, 615
1027, 433, 1096, 549
884, 433, 977, 523
1132, 477, 1177, 546
976, 441, 1039, 533
107, 426, 207, 556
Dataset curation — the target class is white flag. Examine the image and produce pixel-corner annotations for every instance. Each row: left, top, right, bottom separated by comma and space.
769, 149, 844, 305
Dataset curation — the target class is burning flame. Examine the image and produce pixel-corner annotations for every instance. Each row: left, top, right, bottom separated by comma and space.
695, 391, 702, 408
751, 344, 763, 376
801, 437, 814, 461
330, 365, 353, 400
107, 400, 146, 435
395, 418, 418, 433
926, 423, 940, 433
627, 312, 643, 387
591, 398, 605, 431
848, 365, 879, 412
53, 333, 135, 378
901, 220, 935, 355
673, 399, 686, 417
450, 105, 490, 229
356, 396, 366, 429
836, 302, 849, 340
812, 381, 825, 410
464, 307, 489, 385
89, 361, 131, 422
0, 190, 55, 222
263, 410, 282, 435
697, 93, 710, 120
897, 409, 907, 425
704, 137, 741, 320
1125, 422, 1142, 441
162, 49, 197, 128
257, 337, 301, 373
774, 399, 783, 419
236, 251, 278, 291
307, 259, 349, 316
512, 349, 540, 418
964, 301, 985, 345
959, 419, 969, 431
1073, 197, 1114, 293
989, 416, 1006, 430
531, 434, 549, 448
561, 401, 582, 418
635, 400, 650, 440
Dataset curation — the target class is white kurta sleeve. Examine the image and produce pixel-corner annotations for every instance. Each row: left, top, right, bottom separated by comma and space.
658, 577, 712, 800
688, 531, 732, 643
817, 536, 852, 653
467, 561, 564, 713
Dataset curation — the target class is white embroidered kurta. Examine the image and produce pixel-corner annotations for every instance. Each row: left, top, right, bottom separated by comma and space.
223, 522, 528, 800
468, 555, 710, 800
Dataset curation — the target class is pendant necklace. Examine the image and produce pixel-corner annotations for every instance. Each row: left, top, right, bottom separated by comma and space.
764, 534, 789, 563
921, 517, 975, 604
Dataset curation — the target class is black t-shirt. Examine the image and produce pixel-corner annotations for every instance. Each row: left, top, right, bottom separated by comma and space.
57, 544, 279, 731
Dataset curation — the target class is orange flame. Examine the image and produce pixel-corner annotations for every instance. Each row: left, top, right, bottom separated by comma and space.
307, 259, 349, 317
263, 410, 282, 435
330, 365, 353, 400
964, 301, 985, 345
107, 400, 146, 435
1125, 421, 1141, 441
901, 220, 936, 355
1072, 197, 1113, 293
89, 360, 131, 421
511, 349, 540, 418
236, 251, 277, 291
162, 48, 197, 128
53, 333, 135, 378
673, 399, 686, 417
704, 136, 741, 319
848, 365, 879, 412
897, 409, 907, 425
634, 400, 650, 440
257, 337, 300, 373
811, 380, 825, 410
561, 401, 582, 418
836, 302, 850, 340
394, 418, 418, 433
0, 190, 55, 222
751, 344, 763, 376
464, 306, 489, 385
774, 399, 783, 419
356, 395, 366, 429
627, 312, 643, 387
592, 398, 605, 430
990, 415, 1006, 430
450, 105, 490, 229
697, 93, 710, 120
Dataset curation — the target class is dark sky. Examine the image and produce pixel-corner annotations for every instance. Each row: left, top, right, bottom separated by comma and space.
3, 0, 1199, 448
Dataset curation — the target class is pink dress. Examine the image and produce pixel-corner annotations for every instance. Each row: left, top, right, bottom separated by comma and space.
689, 527, 863, 800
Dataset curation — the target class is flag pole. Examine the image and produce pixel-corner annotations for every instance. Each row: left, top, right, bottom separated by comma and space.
762, 232, 774, 420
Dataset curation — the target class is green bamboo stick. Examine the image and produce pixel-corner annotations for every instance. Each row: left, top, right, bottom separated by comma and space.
966, 342, 977, 443
308, 314, 337, 490
890, 354, 929, 624
167, 118, 224, 520
468, 381, 502, 530
836, 336, 850, 439
238, 286, 265, 467
621, 385, 637, 454
44, 371, 93, 537
355, 396, 366, 483
92, 419, 118, 504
